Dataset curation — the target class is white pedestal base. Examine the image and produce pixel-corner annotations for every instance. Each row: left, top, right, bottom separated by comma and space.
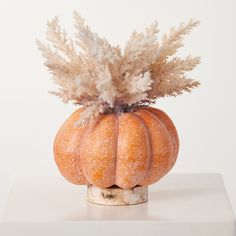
0, 173, 235, 236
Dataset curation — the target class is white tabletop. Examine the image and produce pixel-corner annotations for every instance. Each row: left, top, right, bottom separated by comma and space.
0, 172, 235, 236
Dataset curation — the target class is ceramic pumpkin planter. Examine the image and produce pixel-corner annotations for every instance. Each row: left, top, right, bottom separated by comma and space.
54, 107, 179, 205
38, 12, 200, 205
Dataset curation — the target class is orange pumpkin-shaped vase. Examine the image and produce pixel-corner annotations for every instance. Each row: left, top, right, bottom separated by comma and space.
54, 107, 179, 204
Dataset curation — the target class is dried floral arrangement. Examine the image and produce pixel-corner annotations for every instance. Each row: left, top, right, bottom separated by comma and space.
37, 11, 200, 125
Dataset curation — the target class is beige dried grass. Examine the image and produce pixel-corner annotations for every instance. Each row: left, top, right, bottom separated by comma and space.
37, 12, 200, 124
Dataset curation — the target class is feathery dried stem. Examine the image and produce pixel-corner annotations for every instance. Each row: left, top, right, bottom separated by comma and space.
46, 17, 79, 62
153, 77, 200, 97
157, 19, 199, 62
122, 21, 159, 76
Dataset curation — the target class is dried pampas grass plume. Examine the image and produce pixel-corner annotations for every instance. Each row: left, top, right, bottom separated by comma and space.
37, 12, 200, 125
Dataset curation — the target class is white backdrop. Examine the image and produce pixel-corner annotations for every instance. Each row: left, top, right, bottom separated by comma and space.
0, 0, 236, 216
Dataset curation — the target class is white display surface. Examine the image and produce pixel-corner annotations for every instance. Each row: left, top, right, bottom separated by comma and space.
0, 173, 235, 236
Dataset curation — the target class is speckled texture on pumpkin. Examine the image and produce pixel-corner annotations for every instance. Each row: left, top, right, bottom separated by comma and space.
134, 109, 174, 186
144, 107, 179, 170
54, 107, 179, 189
116, 113, 150, 189
54, 109, 88, 184
80, 114, 117, 188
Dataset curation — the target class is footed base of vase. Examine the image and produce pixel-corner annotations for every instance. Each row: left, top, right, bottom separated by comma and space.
87, 185, 148, 206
